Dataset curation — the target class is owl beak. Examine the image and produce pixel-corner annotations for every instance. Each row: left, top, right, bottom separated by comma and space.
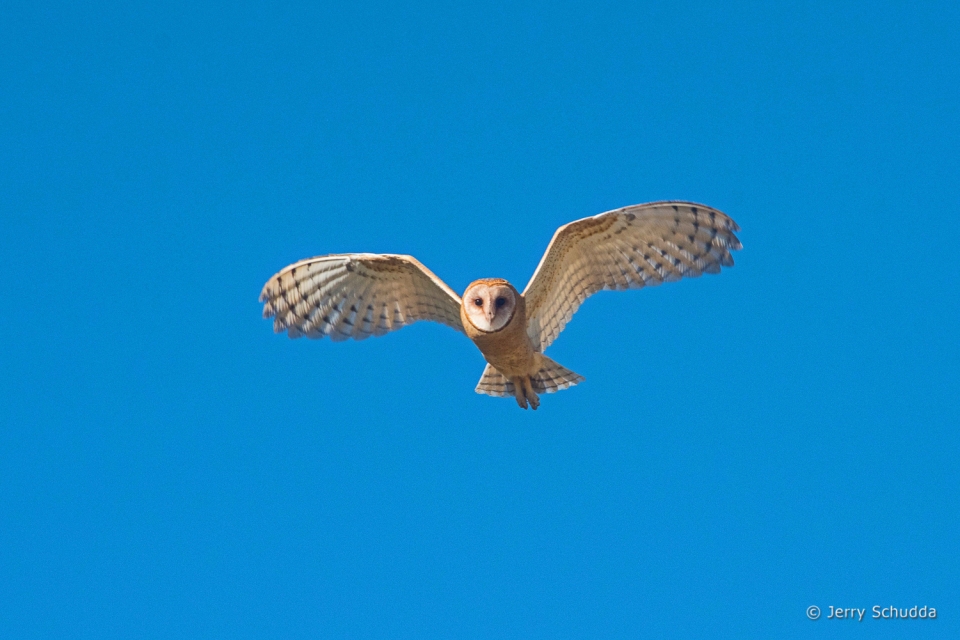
485, 308, 497, 323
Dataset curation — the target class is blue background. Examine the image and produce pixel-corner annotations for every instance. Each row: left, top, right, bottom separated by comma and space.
2, 1, 958, 638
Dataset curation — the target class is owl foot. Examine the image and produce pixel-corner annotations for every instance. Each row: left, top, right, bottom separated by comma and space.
512, 376, 540, 410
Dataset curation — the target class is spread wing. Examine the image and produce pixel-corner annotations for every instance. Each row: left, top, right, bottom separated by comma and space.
260, 253, 464, 340
523, 201, 742, 351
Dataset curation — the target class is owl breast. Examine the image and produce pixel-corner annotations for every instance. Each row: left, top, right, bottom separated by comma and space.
460, 279, 538, 377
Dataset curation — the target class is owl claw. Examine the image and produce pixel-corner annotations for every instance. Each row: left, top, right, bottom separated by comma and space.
527, 392, 540, 410
512, 376, 539, 411
513, 382, 528, 409
524, 376, 541, 411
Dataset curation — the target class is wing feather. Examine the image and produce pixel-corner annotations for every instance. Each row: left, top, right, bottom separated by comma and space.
523, 201, 741, 351
260, 253, 464, 340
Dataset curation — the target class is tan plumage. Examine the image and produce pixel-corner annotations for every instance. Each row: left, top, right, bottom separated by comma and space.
260, 201, 741, 409
259, 253, 463, 341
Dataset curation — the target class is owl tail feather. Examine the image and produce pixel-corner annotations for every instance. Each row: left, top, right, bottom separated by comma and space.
474, 356, 584, 398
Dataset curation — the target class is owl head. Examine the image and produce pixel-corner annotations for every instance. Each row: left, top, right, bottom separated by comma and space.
462, 278, 519, 333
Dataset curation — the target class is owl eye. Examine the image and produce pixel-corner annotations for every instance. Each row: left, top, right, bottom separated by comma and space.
495, 297, 506, 308
473, 298, 483, 307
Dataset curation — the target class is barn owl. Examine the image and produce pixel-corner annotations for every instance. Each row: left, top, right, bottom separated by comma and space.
259, 201, 741, 409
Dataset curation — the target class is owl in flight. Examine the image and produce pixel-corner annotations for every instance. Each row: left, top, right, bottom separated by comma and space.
260, 201, 741, 409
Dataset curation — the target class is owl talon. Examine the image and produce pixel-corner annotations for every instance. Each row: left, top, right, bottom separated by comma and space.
511, 376, 539, 411
513, 381, 528, 409
527, 392, 540, 411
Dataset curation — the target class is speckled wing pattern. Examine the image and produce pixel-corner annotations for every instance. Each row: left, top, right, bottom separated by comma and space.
260, 253, 464, 341
523, 201, 742, 351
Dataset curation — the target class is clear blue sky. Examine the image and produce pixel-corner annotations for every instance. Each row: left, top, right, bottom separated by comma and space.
2, 1, 958, 638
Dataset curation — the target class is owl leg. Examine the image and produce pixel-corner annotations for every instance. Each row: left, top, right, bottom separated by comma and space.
511, 378, 529, 409
521, 376, 540, 411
